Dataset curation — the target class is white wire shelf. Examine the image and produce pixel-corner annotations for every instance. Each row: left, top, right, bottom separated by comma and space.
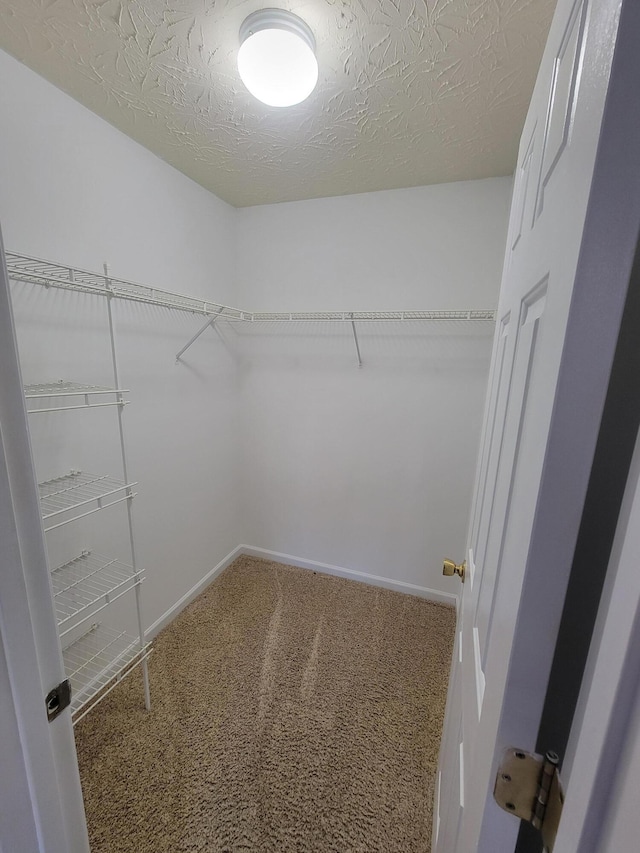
62, 623, 152, 723
245, 309, 497, 322
6, 251, 496, 324
52, 551, 144, 635
38, 471, 136, 531
6, 251, 245, 319
24, 380, 129, 413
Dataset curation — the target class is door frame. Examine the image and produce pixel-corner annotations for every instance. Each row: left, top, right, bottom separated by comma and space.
0, 232, 89, 852
554, 409, 640, 851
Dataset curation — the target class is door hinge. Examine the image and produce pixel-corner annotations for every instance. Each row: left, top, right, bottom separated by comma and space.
45, 679, 71, 722
494, 748, 564, 852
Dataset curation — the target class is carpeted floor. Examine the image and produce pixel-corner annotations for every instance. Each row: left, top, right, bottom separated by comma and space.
75, 555, 456, 853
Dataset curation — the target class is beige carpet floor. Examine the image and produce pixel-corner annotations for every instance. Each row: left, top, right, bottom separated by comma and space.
75, 556, 456, 853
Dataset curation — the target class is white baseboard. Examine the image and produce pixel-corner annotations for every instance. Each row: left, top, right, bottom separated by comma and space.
145, 545, 244, 639
240, 545, 458, 608
147, 544, 458, 639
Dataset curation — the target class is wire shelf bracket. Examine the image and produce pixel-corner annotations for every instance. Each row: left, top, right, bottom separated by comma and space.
349, 313, 363, 368
175, 307, 226, 362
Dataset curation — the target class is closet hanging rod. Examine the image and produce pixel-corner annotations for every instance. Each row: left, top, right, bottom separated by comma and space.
6, 251, 496, 324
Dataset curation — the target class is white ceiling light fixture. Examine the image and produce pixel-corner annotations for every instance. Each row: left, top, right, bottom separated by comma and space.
237, 9, 319, 108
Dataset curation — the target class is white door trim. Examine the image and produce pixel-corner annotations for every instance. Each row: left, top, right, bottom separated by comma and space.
555, 425, 640, 851
0, 232, 89, 852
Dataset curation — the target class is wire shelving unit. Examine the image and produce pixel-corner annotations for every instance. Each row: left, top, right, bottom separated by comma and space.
25, 381, 129, 413
52, 551, 144, 636
63, 623, 152, 723
38, 471, 136, 532
12, 251, 154, 725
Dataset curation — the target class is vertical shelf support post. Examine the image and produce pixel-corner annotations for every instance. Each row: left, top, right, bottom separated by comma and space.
103, 264, 151, 712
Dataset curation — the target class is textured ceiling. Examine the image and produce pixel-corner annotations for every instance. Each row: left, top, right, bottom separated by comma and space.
0, 1, 555, 207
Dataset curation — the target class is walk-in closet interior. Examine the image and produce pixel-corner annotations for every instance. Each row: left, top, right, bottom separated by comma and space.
0, 2, 558, 851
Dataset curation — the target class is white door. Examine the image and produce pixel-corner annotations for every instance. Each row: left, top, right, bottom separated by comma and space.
0, 234, 90, 852
434, 0, 640, 850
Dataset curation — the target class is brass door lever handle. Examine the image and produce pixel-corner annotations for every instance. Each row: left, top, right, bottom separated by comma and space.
443, 558, 465, 582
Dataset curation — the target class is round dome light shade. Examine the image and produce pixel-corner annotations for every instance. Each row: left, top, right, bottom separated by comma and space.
237, 10, 318, 107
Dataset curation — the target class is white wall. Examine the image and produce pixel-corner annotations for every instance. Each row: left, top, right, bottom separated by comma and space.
0, 49, 242, 631
0, 45, 512, 610
235, 180, 512, 592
